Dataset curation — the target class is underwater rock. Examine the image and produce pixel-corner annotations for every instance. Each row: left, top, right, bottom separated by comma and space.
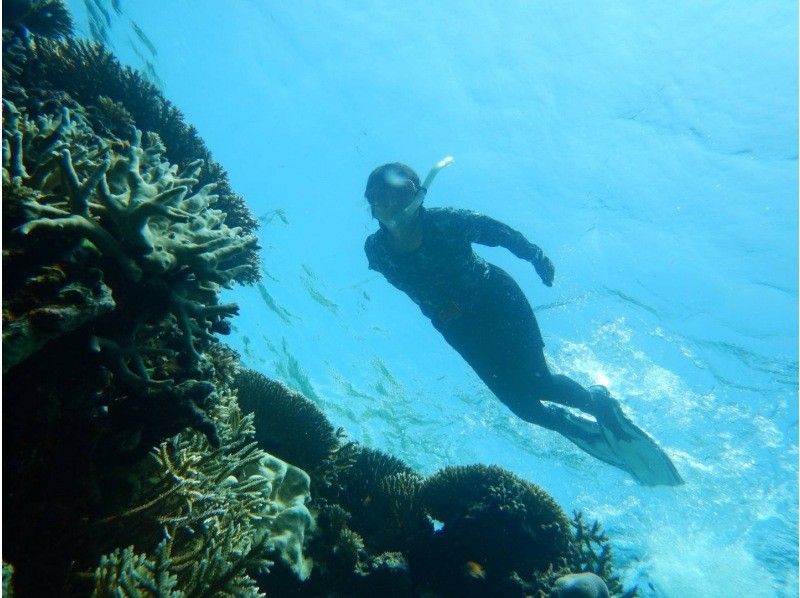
418, 464, 573, 582
550, 572, 610, 598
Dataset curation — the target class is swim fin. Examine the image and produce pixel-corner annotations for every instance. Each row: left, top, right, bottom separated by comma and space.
589, 386, 684, 487
547, 408, 628, 470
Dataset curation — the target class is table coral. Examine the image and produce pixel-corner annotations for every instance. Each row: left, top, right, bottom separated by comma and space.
5, 34, 260, 258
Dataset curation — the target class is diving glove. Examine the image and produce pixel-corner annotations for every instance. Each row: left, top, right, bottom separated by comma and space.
533, 251, 555, 287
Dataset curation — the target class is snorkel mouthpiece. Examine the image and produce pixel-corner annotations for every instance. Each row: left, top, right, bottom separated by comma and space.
385, 156, 454, 230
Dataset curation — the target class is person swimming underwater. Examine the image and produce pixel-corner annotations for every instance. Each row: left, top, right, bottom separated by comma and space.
363, 160, 683, 486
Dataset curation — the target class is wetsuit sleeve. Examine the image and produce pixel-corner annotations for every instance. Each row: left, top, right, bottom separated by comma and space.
445, 208, 555, 286
364, 234, 384, 273
449, 209, 547, 263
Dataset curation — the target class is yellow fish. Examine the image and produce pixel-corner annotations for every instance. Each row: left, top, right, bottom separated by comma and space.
463, 561, 486, 579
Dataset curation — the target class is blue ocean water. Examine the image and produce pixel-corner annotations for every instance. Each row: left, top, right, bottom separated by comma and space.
71, 1, 798, 595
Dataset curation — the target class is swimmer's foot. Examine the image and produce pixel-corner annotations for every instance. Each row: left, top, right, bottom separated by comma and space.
587, 385, 684, 486
544, 406, 627, 470
588, 385, 635, 441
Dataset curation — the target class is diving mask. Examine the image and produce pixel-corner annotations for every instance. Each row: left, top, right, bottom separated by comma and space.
384, 156, 454, 230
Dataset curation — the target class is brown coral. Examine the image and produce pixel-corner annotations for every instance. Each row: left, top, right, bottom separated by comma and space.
418, 464, 573, 580
234, 368, 343, 476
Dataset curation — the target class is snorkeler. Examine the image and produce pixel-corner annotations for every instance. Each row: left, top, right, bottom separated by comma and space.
363, 160, 683, 486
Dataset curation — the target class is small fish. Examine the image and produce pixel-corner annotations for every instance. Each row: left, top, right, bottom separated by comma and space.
362, 496, 372, 507
14, 24, 30, 42
130, 19, 158, 56
463, 561, 485, 579
91, 0, 112, 26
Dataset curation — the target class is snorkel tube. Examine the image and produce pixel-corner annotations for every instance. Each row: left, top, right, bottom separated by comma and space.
385, 156, 454, 230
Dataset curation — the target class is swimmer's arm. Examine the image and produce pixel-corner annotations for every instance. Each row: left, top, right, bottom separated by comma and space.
450, 209, 555, 286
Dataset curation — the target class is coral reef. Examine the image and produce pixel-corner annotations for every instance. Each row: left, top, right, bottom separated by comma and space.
3, 34, 260, 254
3, 0, 73, 39
415, 464, 573, 595
90, 391, 313, 596
1, 9, 270, 594
228, 372, 630, 597
234, 368, 343, 475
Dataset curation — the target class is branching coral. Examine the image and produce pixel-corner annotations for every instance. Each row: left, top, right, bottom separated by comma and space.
3, 95, 254, 378
92, 540, 180, 598
567, 511, 625, 596
6, 101, 257, 287
4, 35, 260, 263
90, 391, 313, 596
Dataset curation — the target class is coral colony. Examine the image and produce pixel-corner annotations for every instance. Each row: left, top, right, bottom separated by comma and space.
2, 1, 631, 596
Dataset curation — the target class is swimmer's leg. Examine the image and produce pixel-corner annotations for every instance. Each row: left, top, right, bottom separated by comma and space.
530, 354, 633, 441
543, 376, 635, 441
507, 400, 626, 469
525, 383, 684, 486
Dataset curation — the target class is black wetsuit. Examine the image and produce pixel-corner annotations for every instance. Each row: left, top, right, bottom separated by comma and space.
364, 206, 681, 483
365, 207, 594, 424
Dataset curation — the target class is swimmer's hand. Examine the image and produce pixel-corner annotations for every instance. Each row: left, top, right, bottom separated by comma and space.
534, 254, 555, 287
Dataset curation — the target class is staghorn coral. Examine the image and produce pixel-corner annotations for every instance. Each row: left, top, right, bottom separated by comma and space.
417, 464, 573, 589
567, 512, 627, 596
234, 368, 344, 476
90, 390, 313, 596
92, 540, 180, 598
